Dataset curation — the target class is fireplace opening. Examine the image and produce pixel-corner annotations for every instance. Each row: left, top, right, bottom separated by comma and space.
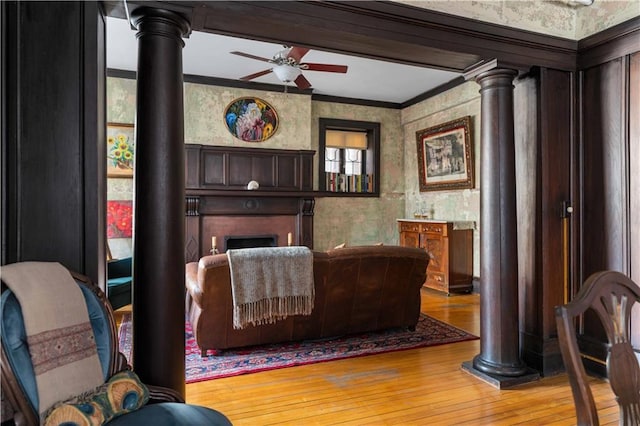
225, 234, 278, 251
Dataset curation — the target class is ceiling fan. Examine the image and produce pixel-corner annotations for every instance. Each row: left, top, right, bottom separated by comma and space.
230, 46, 348, 90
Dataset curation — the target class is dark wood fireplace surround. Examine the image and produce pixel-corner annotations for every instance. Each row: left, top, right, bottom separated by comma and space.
184, 144, 316, 263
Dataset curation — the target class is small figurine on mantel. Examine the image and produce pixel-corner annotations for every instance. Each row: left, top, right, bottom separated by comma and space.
211, 236, 220, 254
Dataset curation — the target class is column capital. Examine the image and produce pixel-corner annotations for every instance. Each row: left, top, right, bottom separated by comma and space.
463, 58, 524, 82
130, 6, 191, 43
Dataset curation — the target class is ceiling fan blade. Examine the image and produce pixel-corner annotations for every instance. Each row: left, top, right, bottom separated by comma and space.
300, 63, 348, 73
287, 46, 310, 63
239, 69, 273, 81
294, 74, 312, 90
230, 51, 273, 63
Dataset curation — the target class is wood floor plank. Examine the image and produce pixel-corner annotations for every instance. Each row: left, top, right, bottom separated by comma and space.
178, 289, 620, 425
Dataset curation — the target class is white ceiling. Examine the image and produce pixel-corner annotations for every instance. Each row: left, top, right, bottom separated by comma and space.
106, 17, 461, 104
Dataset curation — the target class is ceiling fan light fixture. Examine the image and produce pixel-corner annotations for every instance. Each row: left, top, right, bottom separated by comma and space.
562, 0, 594, 5
272, 64, 301, 83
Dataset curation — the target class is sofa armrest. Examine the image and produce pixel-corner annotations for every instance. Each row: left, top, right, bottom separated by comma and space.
197, 253, 229, 270
185, 254, 230, 307
185, 262, 203, 307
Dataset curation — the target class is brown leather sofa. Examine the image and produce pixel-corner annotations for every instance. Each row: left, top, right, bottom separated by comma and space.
185, 245, 429, 355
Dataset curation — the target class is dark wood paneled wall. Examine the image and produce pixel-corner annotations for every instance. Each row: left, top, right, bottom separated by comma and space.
2, 1, 106, 286
519, 68, 573, 376
185, 144, 315, 192
630, 52, 640, 348
518, 21, 639, 377
576, 33, 639, 373
580, 58, 628, 278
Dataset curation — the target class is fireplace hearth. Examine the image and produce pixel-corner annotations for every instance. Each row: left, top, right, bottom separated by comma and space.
225, 234, 278, 251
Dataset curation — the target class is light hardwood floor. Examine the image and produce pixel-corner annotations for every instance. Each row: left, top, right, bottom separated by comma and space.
180, 289, 618, 425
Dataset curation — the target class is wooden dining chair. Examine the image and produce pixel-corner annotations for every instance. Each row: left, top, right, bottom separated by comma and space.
555, 270, 640, 426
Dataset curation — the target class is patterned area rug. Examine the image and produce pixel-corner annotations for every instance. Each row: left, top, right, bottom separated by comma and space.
118, 314, 477, 383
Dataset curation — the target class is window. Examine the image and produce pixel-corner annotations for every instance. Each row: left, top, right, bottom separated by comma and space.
318, 119, 380, 196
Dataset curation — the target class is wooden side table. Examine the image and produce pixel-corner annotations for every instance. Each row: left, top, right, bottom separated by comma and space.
398, 219, 474, 295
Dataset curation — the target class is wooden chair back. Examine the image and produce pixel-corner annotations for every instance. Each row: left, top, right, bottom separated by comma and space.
555, 270, 640, 426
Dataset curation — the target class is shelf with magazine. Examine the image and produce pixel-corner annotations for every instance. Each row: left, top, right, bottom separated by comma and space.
318, 118, 380, 197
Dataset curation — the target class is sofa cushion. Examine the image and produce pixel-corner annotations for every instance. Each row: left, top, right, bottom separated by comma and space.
107, 277, 132, 288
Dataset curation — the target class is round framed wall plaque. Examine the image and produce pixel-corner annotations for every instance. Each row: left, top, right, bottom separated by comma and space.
224, 97, 279, 142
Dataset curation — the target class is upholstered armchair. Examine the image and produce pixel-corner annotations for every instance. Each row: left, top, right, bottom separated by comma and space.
106, 257, 132, 311
1, 262, 231, 425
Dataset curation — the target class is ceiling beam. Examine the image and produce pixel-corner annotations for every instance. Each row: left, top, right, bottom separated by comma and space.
181, 1, 577, 72
102, 1, 578, 72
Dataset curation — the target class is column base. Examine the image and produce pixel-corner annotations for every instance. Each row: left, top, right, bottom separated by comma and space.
461, 360, 540, 389
473, 353, 528, 377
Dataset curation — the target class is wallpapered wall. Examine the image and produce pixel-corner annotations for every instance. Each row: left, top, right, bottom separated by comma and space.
402, 82, 481, 277
312, 102, 404, 250
107, 76, 482, 276
107, 78, 136, 259
183, 84, 313, 150
394, 0, 640, 40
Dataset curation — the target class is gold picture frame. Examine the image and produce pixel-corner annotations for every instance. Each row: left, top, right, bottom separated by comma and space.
107, 122, 135, 178
223, 97, 279, 142
416, 116, 474, 192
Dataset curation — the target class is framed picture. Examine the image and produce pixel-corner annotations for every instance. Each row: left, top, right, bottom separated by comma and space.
416, 116, 474, 192
224, 97, 279, 142
106, 200, 133, 238
107, 123, 135, 177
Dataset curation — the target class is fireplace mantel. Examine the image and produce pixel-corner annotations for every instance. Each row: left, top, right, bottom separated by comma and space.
184, 144, 316, 262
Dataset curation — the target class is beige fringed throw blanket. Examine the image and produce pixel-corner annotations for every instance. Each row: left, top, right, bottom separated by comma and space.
227, 246, 314, 329
1, 262, 103, 418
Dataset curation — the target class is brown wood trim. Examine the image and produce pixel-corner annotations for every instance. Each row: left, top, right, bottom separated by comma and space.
578, 16, 640, 52
186, 189, 319, 198
107, 68, 136, 79
578, 17, 640, 70
311, 94, 400, 109
401, 76, 466, 108
113, 1, 579, 72
630, 52, 640, 283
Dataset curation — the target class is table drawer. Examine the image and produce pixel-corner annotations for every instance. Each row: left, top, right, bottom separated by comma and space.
422, 222, 446, 235
400, 222, 421, 232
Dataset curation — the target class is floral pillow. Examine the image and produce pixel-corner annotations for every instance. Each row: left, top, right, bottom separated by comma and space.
44, 369, 149, 426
